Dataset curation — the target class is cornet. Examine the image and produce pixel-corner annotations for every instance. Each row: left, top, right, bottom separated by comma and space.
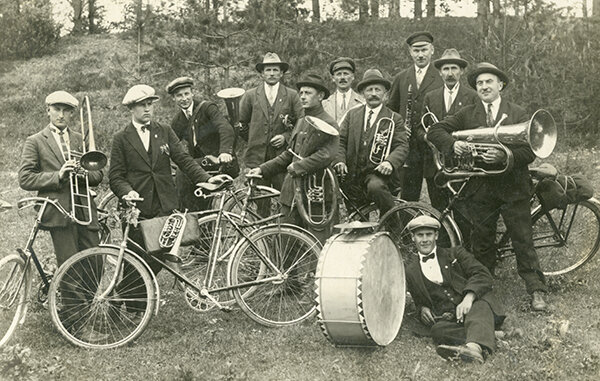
369, 117, 395, 165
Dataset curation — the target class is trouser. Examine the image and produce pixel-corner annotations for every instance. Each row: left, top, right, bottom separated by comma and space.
430, 300, 497, 353
254, 172, 285, 218
176, 166, 210, 212
343, 173, 397, 217
281, 204, 337, 244
468, 191, 547, 294
50, 224, 102, 328
401, 164, 424, 202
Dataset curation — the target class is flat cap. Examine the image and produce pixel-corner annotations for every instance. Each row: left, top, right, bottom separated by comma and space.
122, 84, 160, 106
329, 57, 356, 74
45, 91, 78, 108
406, 31, 434, 47
406, 215, 441, 232
166, 76, 194, 94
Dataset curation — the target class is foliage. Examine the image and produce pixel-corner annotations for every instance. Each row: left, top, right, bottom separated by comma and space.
0, 0, 61, 60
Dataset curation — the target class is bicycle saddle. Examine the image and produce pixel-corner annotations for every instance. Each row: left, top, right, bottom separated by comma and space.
529, 163, 558, 180
195, 178, 233, 193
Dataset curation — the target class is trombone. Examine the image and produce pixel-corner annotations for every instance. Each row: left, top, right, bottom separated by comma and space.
69, 96, 107, 225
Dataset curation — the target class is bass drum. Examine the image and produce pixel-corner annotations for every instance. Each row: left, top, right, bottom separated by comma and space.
315, 225, 406, 346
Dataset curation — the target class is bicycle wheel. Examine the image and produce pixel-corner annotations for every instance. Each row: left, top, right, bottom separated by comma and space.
182, 213, 250, 311
532, 199, 600, 276
0, 254, 30, 347
229, 225, 321, 327
223, 186, 281, 220
378, 202, 461, 265
49, 247, 155, 349
97, 191, 122, 245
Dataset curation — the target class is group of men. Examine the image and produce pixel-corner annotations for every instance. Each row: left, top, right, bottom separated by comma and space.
19, 30, 549, 362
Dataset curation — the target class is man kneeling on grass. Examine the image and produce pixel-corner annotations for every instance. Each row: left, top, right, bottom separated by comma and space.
405, 215, 506, 363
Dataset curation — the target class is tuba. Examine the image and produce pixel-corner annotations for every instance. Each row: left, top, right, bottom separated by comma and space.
428, 109, 557, 178
369, 117, 396, 165
159, 210, 187, 263
289, 116, 339, 229
217, 87, 245, 134
69, 96, 108, 225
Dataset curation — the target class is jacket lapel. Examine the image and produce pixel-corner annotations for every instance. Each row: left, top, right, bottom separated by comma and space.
367, 107, 389, 142
495, 98, 511, 125
149, 122, 161, 168
418, 65, 437, 95
125, 123, 151, 166
409, 261, 434, 308
42, 125, 66, 164
256, 84, 270, 121
353, 105, 366, 156
272, 84, 286, 120
437, 247, 453, 284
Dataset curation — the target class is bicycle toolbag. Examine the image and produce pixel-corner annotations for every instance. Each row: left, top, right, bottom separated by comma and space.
537, 174, 594, 210
139, 213, 201, 255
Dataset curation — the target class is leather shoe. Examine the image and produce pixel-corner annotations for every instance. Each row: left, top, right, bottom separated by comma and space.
436, 344, 484, 363
531, 291, 547, 311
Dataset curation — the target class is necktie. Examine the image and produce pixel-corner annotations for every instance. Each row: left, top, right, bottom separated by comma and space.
58, 130, 69, 160
446, 90, 454, 112
341, 93, 347, 111
185, 109, 192, 120
421, 252, 435, 262
416, 68, 423, 89
486, 103, 494, 127
364, 110, 374, 132
267, 87, 275, 106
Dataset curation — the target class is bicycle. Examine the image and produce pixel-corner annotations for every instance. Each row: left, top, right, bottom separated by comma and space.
0, 197, 112, 348
48, 176, 322, 349
377, 167, 600, 276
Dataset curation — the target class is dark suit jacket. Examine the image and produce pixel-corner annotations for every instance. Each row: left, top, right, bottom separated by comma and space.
239, 83, 304, 168
260, 106, 339, 207
19, 125, 103, 229
406, 246, 505, 321
420, 84, 479, 177
388, 65, 443, 167
427, 98, 533, 201
108, 121, 210, 217
336, 105, 408, 184
170, 98, 235, 158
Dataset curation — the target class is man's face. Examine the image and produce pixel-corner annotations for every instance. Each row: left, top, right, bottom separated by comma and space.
130, 99, 154, 124
172, 86, 193, 110
299, 86, 323, 109
409, 43, 434, 68
440, 63, 463, 88
332, 69, 354, 92
262, 65, 283, 86
411, 228, 439, 255
363, 84, 387, 108
476, 73, 503, 103
47, 104, 74, 130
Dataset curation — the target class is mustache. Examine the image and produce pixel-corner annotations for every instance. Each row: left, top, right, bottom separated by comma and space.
367, 95, 381, 101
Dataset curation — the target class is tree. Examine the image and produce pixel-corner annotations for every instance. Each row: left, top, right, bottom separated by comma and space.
359, 0, 369, 20
70, 0, 85, 35
312, 0, 320, 21
477, 0, 490, 40
414, 0, 423, 19
389, 0, 401, 18
594, 0, 600, 17
371, 0, 380, 18
426, 0, 435, 17
89, 0, 97, 33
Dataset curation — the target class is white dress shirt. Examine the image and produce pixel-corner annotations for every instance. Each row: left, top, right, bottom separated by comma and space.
482, 96, 502, 122
264, 82, 280, 106
49, 124, 71, 160
418, 247, 444, 285
363, 103, 383, 132
183, 101, 194, 119
415, 64, 430, 88
337, 90, 350, 110
132, 119, 151, 151
444, 83, 460, 112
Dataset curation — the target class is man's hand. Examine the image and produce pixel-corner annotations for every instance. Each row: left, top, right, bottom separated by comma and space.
456, 292, 476, 323
420, 306, 436, 326
247, 167, 262, 177
59, 159, 78, 180
481, 147, 506, 164
218, 153, 233, 164
204, 155, 219, 165
270, 134, 285, 148
334, 162, 347, 177
123, 190, 141, 206
453, 140, 471, 156
375, 161, 393, 176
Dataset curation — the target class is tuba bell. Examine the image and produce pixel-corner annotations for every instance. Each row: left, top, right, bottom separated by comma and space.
69, 96, 108, 225
217, 87, 245, 133
369, 117, 396, 165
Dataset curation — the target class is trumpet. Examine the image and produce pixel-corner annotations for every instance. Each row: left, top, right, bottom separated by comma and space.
69, 96, 107, 225
369, 117, 395, 165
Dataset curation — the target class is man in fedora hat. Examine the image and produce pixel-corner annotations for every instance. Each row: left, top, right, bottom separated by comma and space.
388, 31, 443, 203
428, 63, 549, 311
322, 57, 364, 124
405, 215, 505, 363
19, 91, 105, 341
420, 49, 478, 212
166, 76, 237, 212
239, 53, 303, 214
334, 69, 408, 217
248, 73, 339, 242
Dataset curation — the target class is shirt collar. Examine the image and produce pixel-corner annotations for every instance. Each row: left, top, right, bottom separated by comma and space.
132, 118, 150, 132
264, 82, 280, 93
365, 103, 383, 115
418, 246, 437, 261
482, 96, 502, 111
415, 64, 430, 74
49, 123, 68, 135
444, 83, 459, 93
184, 101, 194, 116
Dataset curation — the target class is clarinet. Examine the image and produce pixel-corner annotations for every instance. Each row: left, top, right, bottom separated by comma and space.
404, 84, 413, 138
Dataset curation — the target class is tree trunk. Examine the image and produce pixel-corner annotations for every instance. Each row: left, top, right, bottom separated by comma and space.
389, 0, 401, 18
371, 0, 379, 18
89, 0, 96, 34
593, 0, 600, 17
426, 0, 435, 17
513, 0, 520, 17
71, 0, 84, 35
312, 0, 321, 22
477, 0, 490, 42
414, 0, 423, 19
359, 0, 369, 21
492, 0, 501, 17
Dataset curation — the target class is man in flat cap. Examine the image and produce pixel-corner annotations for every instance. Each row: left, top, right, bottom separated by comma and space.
166, 76, 237, 212
19, 91, 105, 340
238, 53, 303, 215
109, 84, 226, 312
334, 69, 408, 217
322, 57, 364, 124
428, 63, 549, 311
388, 31, 443, 203
249, 73, 339, 242
405, 215, 505, 363
420, 49, 478, 213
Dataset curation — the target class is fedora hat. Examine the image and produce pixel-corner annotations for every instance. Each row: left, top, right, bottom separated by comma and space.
356, 69, 391, 93
467, 62, 509, 90
255, 52, 289, 73
433, 49, 468, 70
296, 73, 331, 99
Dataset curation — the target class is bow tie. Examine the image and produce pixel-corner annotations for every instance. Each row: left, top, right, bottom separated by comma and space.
421, 253, 435, 262
141, 124, 150, 132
